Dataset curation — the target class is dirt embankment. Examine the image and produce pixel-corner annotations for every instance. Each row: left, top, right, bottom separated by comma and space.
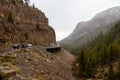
0, 48, 75, 80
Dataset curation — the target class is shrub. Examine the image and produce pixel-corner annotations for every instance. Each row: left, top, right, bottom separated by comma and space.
36, 23, 40, 31
24, 31, 29, 40
7, 12, 14, 24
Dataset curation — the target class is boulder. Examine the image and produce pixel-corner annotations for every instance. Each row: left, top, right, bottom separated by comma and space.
0, 66, 16, 77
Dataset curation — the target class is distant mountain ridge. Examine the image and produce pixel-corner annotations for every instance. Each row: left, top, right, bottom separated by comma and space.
60, 6, 120, 51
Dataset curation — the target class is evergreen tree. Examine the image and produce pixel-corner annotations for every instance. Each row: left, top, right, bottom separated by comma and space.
36, 23, 40, 31
33, 3, 35, 8
117, 61, 120, 79
108, 46, 114, 62
11, 0, 16, 5
108, 64, 114, 80
19, 0, 24, 4
7, 12, 14, 24
85, 61, 92, 77
25, 0, 30, 5
24, 31, 29, 40
77, 49, 86, 72
100, 45, 107, 64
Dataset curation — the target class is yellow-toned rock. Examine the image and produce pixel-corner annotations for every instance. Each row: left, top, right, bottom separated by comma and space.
0, 66, 16, 77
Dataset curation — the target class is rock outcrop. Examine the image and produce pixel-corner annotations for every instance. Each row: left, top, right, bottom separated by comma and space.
0, 0, 56, 48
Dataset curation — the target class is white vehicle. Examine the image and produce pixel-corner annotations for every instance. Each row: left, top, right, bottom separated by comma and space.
27, 44, 32, 48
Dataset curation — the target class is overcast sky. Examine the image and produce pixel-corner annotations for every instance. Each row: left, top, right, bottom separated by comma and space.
30, 0, 120, 41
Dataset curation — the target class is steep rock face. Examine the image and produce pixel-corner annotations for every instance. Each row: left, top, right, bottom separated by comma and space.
61, 6, 120, 50
0, 1, 76, 80
0, 1, 56, 47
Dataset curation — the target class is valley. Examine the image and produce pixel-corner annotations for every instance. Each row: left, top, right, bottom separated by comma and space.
0, 0, 120, 80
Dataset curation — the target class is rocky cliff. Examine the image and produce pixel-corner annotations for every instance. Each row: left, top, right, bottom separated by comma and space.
0, 0, 56, 48
0, 1, 75, 80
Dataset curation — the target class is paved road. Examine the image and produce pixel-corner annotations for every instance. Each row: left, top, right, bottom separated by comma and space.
0, 45, 62, 53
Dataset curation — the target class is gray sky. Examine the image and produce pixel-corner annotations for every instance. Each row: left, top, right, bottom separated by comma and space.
30, 0, 120, 41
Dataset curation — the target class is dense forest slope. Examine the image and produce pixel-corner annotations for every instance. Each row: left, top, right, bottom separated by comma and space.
0, 0, 56, 48
60, 6, 120, 51
72, 20, 120, 80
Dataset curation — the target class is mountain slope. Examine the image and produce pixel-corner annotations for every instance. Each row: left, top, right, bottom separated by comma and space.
61, 6, 120, 51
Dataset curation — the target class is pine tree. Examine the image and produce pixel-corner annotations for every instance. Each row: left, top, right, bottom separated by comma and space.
108, 46, 114, 62
77, 49, 86, 72
108, 64, 114, 80
36, 23, 40, 31
85, 61, 92, 77
100, 45, 107, 64
19, 0, 24, 4
7, 12, 14, 24
24, 31, 29, 40
11, 0, 16, 5
25, 0, 30, 5
117, 61, 120, 79
33, 3, 35, 8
